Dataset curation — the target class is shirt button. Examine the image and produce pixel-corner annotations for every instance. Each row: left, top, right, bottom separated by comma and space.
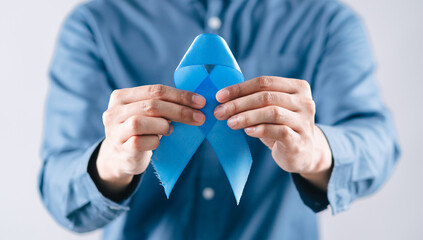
208, 16, 221, 30
202, 187, 215, 200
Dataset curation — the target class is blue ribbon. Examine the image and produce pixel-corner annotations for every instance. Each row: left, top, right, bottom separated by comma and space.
152, 34, 252, 204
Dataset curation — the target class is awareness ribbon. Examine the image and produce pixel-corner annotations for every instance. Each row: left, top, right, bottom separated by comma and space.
152, 34, 252, 204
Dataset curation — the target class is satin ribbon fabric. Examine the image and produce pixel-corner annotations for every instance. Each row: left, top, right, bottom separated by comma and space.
152, 34, 252, 204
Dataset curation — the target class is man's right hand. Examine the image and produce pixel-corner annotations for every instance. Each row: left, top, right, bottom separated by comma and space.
95, 84, 206, 197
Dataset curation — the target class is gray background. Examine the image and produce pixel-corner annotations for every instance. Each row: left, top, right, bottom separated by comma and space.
0, 0, 421, 239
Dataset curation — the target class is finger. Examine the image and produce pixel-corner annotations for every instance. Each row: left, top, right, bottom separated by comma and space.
109, 84, 206, 109
244, 124, 299, 143
118, 116, 172, 143
123, 135, 161, 152
226, 106, 302, 132
113, 99, 205, 125
214, 91, 299, 120
216, 76, 309, 103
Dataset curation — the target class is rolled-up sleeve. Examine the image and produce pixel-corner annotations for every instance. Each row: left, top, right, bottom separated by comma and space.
292, 5, 400, 214
38, 5, 140, 232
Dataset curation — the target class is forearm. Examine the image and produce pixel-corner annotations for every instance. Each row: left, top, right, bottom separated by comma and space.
318, 113, 400, 213
40, 140, 136, 233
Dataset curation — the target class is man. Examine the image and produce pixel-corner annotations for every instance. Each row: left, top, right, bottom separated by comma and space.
39, 0, 400, 239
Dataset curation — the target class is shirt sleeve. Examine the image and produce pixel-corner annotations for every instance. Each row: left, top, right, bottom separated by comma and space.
38, 5, 141, 233
292, 5, 400, 214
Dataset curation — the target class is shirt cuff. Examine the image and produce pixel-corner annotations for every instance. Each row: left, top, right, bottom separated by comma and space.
291, 173, 329, 212
70, 138, 142, 220
317, 124, 355, 215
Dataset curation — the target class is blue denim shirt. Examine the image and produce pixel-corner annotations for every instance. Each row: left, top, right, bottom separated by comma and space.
39, 0, 400, 239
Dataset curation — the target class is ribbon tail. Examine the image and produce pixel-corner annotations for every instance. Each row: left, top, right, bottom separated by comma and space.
206, 121, 253, 204
152, 122, 205, 197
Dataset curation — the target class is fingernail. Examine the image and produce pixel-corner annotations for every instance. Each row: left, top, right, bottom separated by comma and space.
216, 89, 229, 102
192, 94, 206, 107
165, 124, 174, 136
193, 112, 205, 123
245, 127, 255, 133
214, 105, 226, 118
227, 116, 239, 128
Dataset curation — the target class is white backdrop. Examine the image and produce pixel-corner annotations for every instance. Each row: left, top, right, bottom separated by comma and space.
0, 0, 421, 239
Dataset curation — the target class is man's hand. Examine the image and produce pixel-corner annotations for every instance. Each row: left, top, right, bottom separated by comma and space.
214, 76, 332, 191
96, 84, 206, 196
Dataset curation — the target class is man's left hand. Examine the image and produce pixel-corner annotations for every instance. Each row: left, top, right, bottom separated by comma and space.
214, 76, 333, 191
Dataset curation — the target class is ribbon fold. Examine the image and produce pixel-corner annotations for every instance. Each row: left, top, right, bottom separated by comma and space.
152, 34, 252, 204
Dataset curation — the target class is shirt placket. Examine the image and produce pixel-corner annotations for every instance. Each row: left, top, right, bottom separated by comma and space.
204, 0, 223, 34
192, 2, 226, 239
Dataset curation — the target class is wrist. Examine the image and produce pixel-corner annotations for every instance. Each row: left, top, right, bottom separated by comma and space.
96, 140, 134, 194
300, 125, 333, 191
